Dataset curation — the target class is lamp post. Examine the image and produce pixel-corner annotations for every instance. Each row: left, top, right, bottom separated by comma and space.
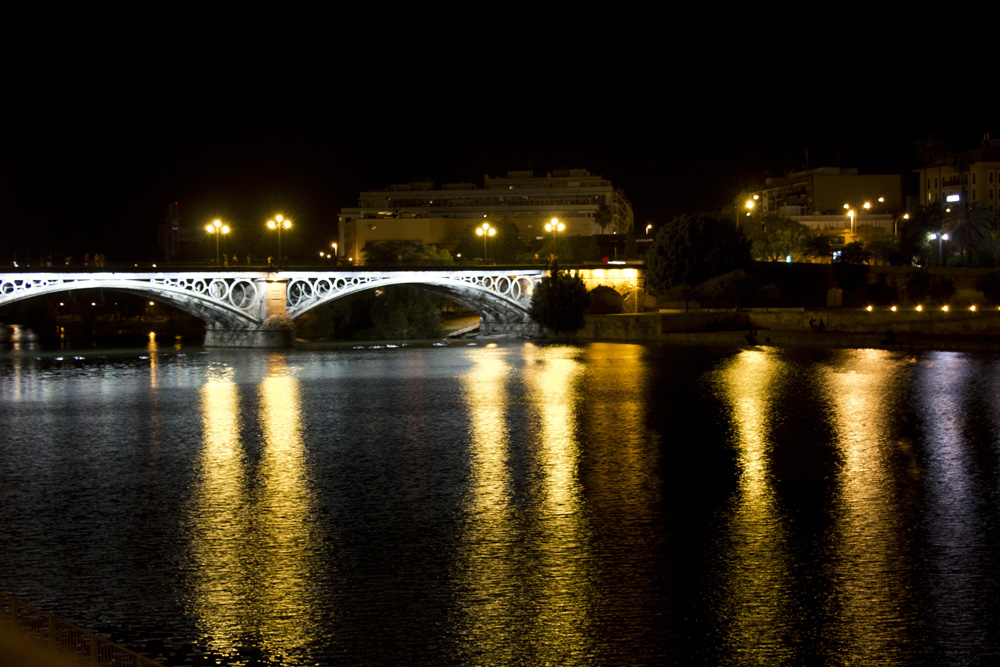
205, 219, 229, 265
736, 194, 759, 228
929, 232, 949, 266
894, 213, 909, 237
476, 221, 496, 262
266, 214, 291, 264
545, 217, 565, 256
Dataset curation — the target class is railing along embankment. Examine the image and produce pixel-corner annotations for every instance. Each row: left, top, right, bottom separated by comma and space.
1, 592, 163, 666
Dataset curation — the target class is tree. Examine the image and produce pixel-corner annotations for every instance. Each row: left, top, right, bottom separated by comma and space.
865, 236, 900, 266
898, 204, 941, 265
455, 218, 526, 262
528, 264, 591, 334
837, 242, 870, 265
801, 234, 834, 262
741, 212, 810, 262
532, 235, 599, 263
594, 203, 613, 233
369, 286, 443, 338
950, 200, 996, 265
645, 213, 752, 296
362, 241, 453, 265
699, 269, 759, 310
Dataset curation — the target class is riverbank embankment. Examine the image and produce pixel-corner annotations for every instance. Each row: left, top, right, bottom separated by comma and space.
579, 307, 1000, 351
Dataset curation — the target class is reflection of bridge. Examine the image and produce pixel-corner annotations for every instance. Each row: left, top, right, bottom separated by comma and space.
0, 268, 546, 347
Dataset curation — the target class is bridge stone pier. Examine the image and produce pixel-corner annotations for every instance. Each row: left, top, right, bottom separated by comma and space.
0, 268, 546, 347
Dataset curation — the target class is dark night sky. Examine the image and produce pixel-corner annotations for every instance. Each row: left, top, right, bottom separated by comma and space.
1, 29, 992, 264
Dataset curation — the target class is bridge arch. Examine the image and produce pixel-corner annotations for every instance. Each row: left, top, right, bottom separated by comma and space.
283, 271, 539, 328
0, 273, 265, 329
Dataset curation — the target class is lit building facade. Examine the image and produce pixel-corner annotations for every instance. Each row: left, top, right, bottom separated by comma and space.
751, 166, 903, 242
915, 135, 1000, 214
755, 167, 902, 216
337, 169, 633, 263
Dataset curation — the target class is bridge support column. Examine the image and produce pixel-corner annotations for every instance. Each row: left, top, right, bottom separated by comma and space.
478, 314, 542, 337
203, 323, 296, 348
200, 276, 296, 348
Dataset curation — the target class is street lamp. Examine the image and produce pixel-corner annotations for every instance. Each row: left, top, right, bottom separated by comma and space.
545, 217, 565, 255
205, 219, 229, 265
894, 212, 909, 236
476, 221, 496, 261
929, 232, 949, 266
266, 214, 292, 264
738, 194, 759, 227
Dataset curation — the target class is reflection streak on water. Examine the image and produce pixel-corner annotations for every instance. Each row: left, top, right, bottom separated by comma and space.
822, 349, 909, 658
914, 352, 987, 658
147, 333, 158, 388
579, 343, 661, 659
190, 356, 317, 665
192, 370, 246, 661
715, 348, 792, 658
522, 344, 593, 662
256, 354, 317, 664
459, 347, 517, 663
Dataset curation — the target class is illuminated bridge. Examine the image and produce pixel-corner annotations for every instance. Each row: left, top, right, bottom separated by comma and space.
0, 268, 548, 347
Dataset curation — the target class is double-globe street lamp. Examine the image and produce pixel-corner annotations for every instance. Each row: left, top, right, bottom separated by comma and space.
545, 217, 565, 257
476, 222, 496, 262
929, 232, 950, 267
206, 219, 230, 265
266, 214, 292, 265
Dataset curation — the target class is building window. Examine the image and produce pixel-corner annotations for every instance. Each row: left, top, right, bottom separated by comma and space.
973, 173, 977, 185
973, 189, 977, 200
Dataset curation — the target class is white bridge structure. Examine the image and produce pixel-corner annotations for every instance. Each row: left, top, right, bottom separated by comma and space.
0, 268, 547, 347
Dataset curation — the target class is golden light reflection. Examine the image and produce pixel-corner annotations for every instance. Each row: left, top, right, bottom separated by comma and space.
580, 344, 652, 500
458, 347, 518, 663
714, 348, 791, 656
189, 356, 317, 664
578, 343, 660, 648
522, 344, 593, 661
190, 373, 247, 662
147, 331, 158, 388
255, 356, 318, 664
821, 349, 910, 658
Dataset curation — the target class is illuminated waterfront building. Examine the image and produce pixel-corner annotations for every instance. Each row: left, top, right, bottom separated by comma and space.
337, 169, 634, 263
915, 134, 1000, 213
750, 167, 903, 243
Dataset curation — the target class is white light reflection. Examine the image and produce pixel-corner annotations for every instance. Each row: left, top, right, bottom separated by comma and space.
913, 351, 987, 657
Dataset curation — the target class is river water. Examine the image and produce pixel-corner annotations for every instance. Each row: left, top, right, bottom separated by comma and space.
2, 339, 1000, 665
